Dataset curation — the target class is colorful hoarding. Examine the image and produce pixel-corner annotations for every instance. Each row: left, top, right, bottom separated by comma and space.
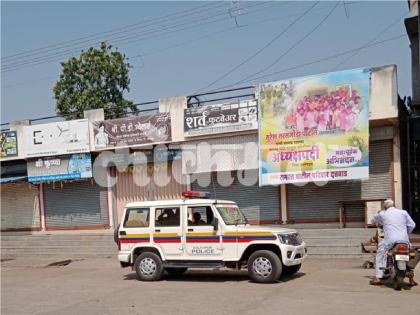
93, 113, 171, 149
0, 131, 18, 157
27, 153, 92, 182
184, 99, 258, 136
258, 68, 370, 186
23, 119, 90, 158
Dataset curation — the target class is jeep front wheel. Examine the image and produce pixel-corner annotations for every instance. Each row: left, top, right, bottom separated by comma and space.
248, 250, 282, 283
134, 252, 164, 281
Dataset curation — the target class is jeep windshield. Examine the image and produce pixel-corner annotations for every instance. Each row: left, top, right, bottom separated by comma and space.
216, 205, 248, 225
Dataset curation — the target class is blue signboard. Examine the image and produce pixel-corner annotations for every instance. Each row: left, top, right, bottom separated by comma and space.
27, 153, 92, 183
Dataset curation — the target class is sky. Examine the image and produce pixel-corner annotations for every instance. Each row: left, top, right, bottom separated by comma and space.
1, 1, 412, 124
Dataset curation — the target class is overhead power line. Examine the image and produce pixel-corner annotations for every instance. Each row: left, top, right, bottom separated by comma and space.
205, 33, 406, 92
193, 1, 320, 94
231, 1, 340, 87
332, 10, 407, 69
1, 1, 279, 72
1, 1, 226, 62
1, 34, 404, 127
3, 2, 362, 89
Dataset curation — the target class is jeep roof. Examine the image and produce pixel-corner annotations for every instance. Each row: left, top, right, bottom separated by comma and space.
124, 199, 236, 208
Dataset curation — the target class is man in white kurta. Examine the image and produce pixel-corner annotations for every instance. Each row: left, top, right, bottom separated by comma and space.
370, 199, 416, 285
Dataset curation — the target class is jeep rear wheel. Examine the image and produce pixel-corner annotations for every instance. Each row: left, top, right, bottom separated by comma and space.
134, 252, 163, 281
248, 250, 282, 283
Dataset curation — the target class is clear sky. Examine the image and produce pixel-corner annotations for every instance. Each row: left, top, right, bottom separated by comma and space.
1, 1, 411, 124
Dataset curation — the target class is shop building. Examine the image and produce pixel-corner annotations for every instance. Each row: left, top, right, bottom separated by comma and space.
179, 65, 402, 225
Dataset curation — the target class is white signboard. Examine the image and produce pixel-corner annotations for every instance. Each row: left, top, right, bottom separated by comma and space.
23, 119, 90, 158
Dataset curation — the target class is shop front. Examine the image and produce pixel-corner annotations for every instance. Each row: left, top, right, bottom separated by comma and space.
91, 112, 184, 224
27, 153, 110, 230
286, 138, 394, 223
1, 159, 41, 232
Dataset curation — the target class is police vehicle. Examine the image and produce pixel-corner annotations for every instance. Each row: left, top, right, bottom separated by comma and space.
115, 191, 307, 283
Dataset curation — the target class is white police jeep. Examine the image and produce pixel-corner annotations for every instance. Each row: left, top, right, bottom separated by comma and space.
115, 191, 307, 283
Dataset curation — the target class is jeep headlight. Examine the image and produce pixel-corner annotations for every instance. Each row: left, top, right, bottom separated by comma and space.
277, 233, 302, 246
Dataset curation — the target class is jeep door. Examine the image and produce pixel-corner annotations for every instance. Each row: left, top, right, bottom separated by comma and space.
119, 207, 152, 252
153, 206, 183, 257
182, 205, 223, 260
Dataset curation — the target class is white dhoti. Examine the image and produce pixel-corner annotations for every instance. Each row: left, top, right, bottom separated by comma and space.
375, 241, 388, 278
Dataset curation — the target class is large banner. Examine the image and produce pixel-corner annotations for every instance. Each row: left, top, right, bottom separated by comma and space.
93, 113, 171, 149
23, 119, 90, 158
259, 68, 370, 185
27, 153, 92, 182
0, 131, 18, 157
184, 100, 258, 137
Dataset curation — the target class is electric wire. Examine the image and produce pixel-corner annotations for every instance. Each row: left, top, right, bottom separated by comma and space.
1, 33, 404, 126
230, 1, 341, 88
1, 1, 278, 72
193, 1, 320, 94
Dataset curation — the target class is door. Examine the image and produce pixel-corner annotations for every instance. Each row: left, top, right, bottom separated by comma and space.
153, 207, 183, 256
183, 205, 223, 260
119, 207, 152, 253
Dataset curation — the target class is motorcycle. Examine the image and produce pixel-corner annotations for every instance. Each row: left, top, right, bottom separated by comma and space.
381, 242, 419, 290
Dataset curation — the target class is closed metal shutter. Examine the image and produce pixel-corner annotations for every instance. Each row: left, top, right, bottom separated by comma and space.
44, 180, 109, 228
115, 161, 184, 224
361, 141, 393, 199
1, 183, 40, 230
287, 181, 362, 220
192, 170, 280, 223
287, 141, 393, 221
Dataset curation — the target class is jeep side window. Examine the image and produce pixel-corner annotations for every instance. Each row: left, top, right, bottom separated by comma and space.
123, 208, 150, 228
155, 208, 180, 227
187, 206, 214, 226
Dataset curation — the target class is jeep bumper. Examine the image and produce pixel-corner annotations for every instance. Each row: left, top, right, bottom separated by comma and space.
118, 252, 131, 264
281, 243, 307, 266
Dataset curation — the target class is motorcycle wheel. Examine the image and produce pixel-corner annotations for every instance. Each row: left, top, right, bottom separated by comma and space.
393, 271, 405, 291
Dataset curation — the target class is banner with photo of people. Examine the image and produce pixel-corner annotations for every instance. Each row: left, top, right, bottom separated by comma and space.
258, 68, 370, 185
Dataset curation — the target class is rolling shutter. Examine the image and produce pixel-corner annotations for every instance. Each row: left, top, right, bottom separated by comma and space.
192, 170, 280, 223
287, 141, 393, 221
0, 183, 40, 230
361, 141, 393, 199
287, 181, 362, 220
44, 180, 109, 228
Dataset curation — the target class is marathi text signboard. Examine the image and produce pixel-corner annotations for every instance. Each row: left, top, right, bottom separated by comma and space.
23, 119, 90, 158
0, 131, 18, 157
27, 153, 92, 182
93, 113, 171, 149
259, 68, 370, 185
184, 99, 258, 137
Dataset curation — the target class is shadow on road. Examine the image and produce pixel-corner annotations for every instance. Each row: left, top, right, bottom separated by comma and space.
364, 275, 416, 291
123, 270, 306, 284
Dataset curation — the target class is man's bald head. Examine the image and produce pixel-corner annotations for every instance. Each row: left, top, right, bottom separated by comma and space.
384, 199, 394, 209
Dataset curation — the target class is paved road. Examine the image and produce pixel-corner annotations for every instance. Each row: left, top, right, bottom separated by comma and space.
1, 257, 420, 315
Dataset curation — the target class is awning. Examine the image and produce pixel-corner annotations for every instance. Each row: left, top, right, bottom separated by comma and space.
0, 175, 27, 184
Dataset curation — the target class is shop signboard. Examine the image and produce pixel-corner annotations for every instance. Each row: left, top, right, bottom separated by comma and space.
23, 119, 90, 158
93, 113, 171, 149
0, 131, 18, 157
184, 99, 258, 137
259, 68, 370, 185
27, 153, 92, 182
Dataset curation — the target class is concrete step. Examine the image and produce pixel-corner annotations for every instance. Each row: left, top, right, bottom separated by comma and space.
0, 228, 377, 258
